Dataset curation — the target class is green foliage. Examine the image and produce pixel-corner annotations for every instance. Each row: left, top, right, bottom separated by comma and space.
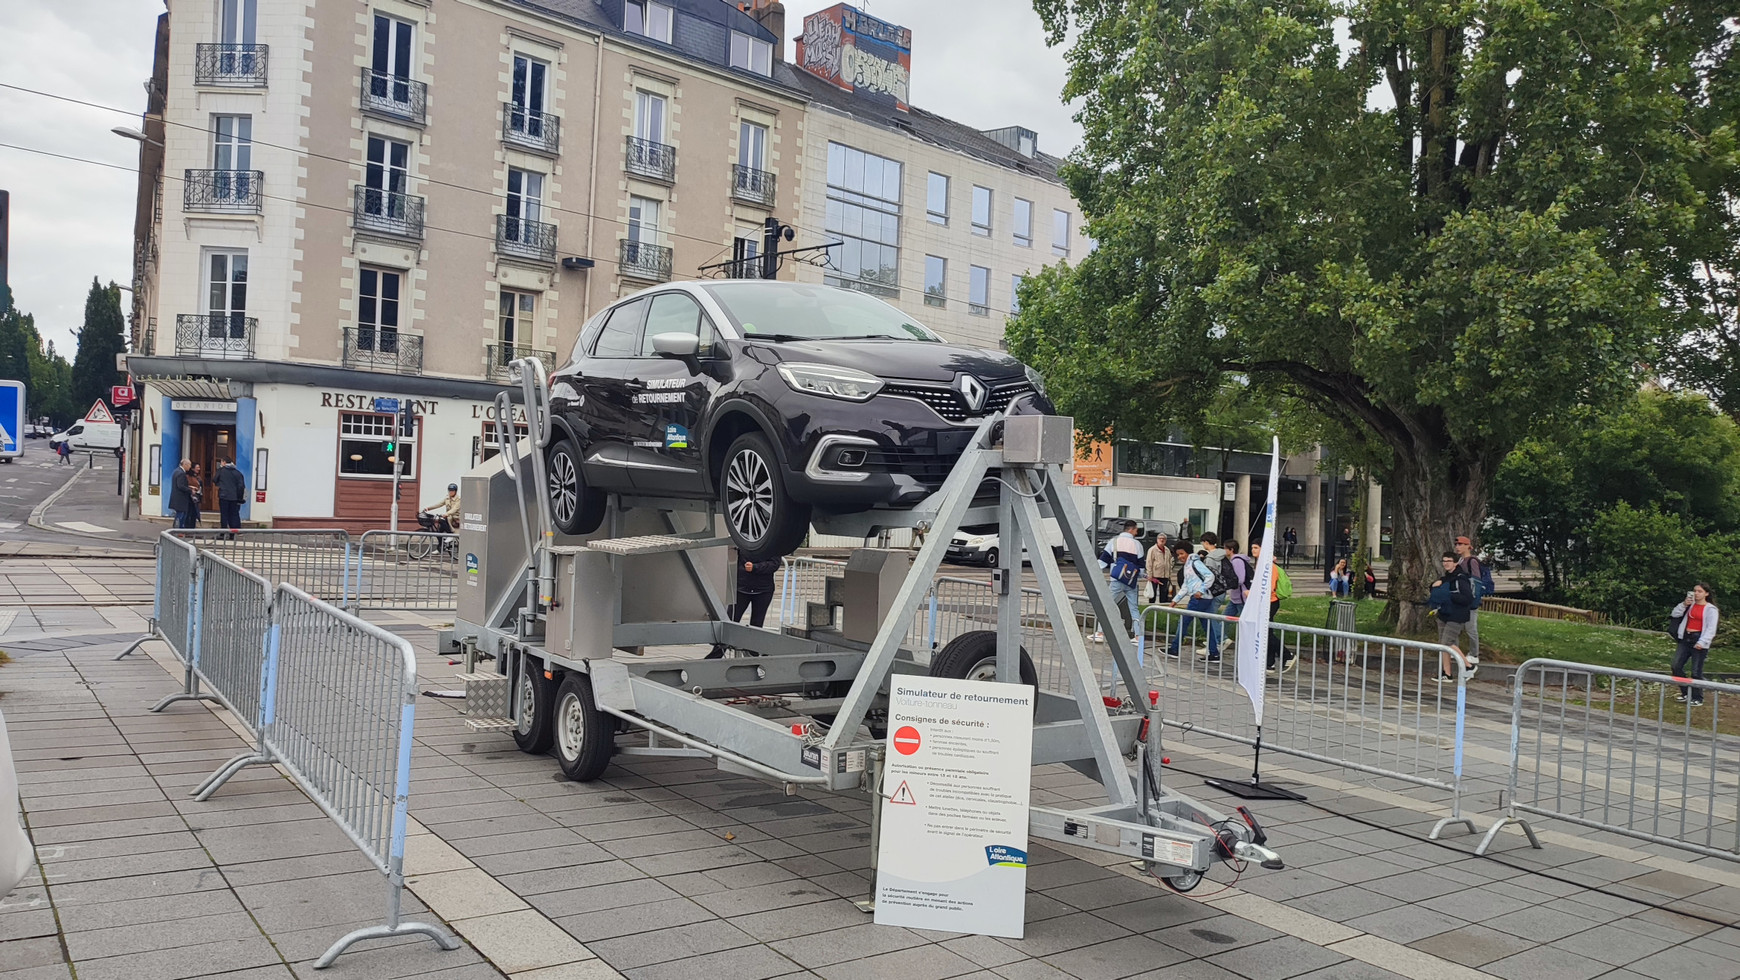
1570, 503, 1740, 642
1490, 389, 1740, 597
0, 303, 76, 427
1018, 0, 1736, 628
70, 279, 125, 416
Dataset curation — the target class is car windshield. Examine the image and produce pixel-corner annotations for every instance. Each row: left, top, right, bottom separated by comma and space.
701, 282, 941, 343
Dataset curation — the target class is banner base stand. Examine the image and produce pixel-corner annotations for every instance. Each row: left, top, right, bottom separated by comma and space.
1203, 777, 1306, 801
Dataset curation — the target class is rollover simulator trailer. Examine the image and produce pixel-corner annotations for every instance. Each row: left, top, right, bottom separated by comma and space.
445, 360, 1282, 900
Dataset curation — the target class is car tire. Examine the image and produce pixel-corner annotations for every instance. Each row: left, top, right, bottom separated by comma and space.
929, 630, 1039, 688
984, 548, 1000, 569
546, 438, 605, 536
552, 672, 613, 782
512, 664, 556, 755
721, 432, 810, 559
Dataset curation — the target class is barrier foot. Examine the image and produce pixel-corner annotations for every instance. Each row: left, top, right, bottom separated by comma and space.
313, 921, 461, 969
1475, 815, 1541, 855
113, 634, 155, 661
1427, 816, 1477, 840
148, 692, 220, 713
191, 750, 275, 802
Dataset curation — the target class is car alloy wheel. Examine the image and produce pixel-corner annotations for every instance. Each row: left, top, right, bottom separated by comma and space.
726, 446, 775, 544
545, 439, 604, 536
548, 446, 579, 528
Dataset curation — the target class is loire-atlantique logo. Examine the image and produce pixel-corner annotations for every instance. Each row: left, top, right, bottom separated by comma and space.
985, 844, 1027, 868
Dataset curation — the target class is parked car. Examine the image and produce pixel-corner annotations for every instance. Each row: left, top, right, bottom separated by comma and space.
541, 280, 1052, 558
49, 421, 122, 453
945, 517, 1073, 567
1092, 517, 1181, 554
25, 421, 54, 439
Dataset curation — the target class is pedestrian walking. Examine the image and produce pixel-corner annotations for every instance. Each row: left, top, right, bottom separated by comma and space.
1097, 519, 1145, 640
1670, 585, 1718, 706
1454, 535, 1493, 666
1220, 539, 1249, 652
215, 457, 247, 534
168, 458, 195, 529
1429, 552, 1476, 681
1146, 533, 1174, 605
1283, 526, 1297, 562
56, 439, 70, 465
705, 555, 785, 659
1168, 531, 1227, 661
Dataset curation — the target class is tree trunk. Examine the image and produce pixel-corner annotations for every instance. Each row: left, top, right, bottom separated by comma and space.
1383, 450, 1491, 635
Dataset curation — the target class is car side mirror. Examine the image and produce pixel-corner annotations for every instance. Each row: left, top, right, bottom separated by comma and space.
650, 332, 701, 372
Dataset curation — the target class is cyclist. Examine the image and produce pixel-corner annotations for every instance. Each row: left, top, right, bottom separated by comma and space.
420, 483, 461, 534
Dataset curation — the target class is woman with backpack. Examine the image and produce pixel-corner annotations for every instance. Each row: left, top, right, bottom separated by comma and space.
1670, 585, 1718, 706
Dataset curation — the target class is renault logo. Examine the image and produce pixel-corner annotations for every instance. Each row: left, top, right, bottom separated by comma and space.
956, 374, 988, 412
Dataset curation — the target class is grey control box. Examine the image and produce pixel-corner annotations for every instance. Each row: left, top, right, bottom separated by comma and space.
1003, 414, 1074, 465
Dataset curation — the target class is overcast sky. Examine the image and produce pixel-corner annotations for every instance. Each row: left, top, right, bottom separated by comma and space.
0, 0, 1079, 355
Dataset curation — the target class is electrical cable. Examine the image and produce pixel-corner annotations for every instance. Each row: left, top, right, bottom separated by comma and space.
1158, 758, 1740, 931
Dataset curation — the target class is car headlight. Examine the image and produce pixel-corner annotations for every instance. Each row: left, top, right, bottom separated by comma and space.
777, 363, 884, 402
1024, 365, 1048, 399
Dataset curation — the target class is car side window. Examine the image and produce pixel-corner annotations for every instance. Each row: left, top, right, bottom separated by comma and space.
591, 299, 647, 358
638, 293, 717, 357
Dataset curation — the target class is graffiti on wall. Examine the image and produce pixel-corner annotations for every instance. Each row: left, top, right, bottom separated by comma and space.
844, 46, 910, 104
798, 4, 913, 110
802, 10, 844, 84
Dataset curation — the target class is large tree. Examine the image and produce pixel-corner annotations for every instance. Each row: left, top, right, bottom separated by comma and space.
70, 278, 125, 416
1015, 0, 1736, 630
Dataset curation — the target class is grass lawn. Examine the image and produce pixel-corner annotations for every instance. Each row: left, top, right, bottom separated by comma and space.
1268, 596, 1740, 676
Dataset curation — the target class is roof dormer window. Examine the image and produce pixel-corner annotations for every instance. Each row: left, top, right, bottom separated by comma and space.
626, 1, 673, 43
729, 31, 773, 77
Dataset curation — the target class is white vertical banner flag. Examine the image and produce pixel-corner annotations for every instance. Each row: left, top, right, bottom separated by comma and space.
1235, 437, 1282, 724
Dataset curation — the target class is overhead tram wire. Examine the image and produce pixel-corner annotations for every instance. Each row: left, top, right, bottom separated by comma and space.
0, 81, 1038, 319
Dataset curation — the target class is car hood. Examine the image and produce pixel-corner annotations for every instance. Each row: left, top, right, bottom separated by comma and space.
741, 338, 1030, 385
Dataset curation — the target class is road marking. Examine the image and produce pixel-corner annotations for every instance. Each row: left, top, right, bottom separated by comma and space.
0, 521, 19, 531
57, 521, 117, 534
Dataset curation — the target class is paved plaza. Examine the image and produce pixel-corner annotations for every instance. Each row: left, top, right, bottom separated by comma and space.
3, 560, 1740, 979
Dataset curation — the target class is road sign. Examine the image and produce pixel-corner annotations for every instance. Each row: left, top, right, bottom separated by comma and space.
84, 400, 115, 424
111, 385, 135, 407
875, 675, 1035, 939
1072, 431, 1113, 487
373, 397, 400, 414
0, 380, 22, 458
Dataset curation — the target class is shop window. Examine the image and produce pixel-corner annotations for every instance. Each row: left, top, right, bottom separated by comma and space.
339, 411, 416, 477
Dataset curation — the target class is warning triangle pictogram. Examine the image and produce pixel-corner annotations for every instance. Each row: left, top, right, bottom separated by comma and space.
84, 400, 115, 424
889, 780, 917, 805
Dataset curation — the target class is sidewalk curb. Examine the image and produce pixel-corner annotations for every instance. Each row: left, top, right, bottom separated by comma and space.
25, 466, 84, 533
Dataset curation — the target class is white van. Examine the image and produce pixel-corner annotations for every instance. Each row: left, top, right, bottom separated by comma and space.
49, 421, 123, 452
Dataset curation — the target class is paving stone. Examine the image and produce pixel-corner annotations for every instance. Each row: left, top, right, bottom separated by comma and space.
72, 934, 283, 980
1483, 903, 1608, 945
997, 910, 1132, 958
1289, 963, 1408, 980
1203, 936, 1347, 980
557, 897, 715, 942
728, 899, 878, 942
527, 877, 682, 918
1089, 895, 1219, 934
56, 888, 246, 934
590, 918, 758, 970
40, 848, 215, 886
1482, 944, 1614, 980
1409, 923, 1538, 968
622, 943, 801, 980
1286, 885, 1406, 923
1344, 902, 1465, 945
1146, 915, 1281, 959
690, 879, 836, 917
768, 922, 927, 969
1624, 941, 1740, 980
450, 909, 592, 974
813, 944, 981, 980
941, 934, 1030, 969
1039, 933, 1189, 979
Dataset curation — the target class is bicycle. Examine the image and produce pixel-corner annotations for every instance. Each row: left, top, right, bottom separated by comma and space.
408, 513, 459, 561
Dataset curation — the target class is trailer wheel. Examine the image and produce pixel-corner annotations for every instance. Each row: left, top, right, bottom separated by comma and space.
1160, 868, 1203, 893
553, 673, 613, 782
512, 665, 556, 754
929, 630, 1038, 688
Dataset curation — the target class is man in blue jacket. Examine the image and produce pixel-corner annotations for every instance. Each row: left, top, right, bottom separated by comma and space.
1430, 552, 1475, 681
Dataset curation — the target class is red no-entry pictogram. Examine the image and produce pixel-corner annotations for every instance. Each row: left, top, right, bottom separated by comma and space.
893, 725, 921, 755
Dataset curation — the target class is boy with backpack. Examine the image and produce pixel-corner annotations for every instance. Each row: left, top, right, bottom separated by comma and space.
1454, 535, 1493, 670
1220, 540, 1251, 654
1168, 531, 1232, 662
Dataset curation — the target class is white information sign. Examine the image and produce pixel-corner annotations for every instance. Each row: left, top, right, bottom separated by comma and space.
873, 674, 1035, 939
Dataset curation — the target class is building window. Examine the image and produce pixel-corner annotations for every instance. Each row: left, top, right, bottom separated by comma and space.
355, 267, 400, 353
1011, 274, 1024, 315
924, 255, 946, 308
729, 31, 773, 76
205, 115, 255, 206
969, 265, 989, 316
739, 121, 768, 171
510, 53, 549, 137
1118, 505, 1130, 518
634, 91, 666, 144
479, 421, 531, 464
626, 1, 673, 43
364, 134, 409, 202
629, 196, 661, 245
339, 411, 416, 478
1053, 209, 1071, 257
1013, 198, 1032, 247
927, 173, 948, 225
971, 186, 992, 236
499, 288, 534, 348
824, 142, 902, 296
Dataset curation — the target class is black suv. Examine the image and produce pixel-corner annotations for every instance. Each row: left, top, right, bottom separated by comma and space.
542, 281, 1051, 557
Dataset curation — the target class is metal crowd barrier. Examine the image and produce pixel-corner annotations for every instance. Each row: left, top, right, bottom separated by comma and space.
115, 531, 457, 966
170, 528, 355, 605
266, 584, 460, 966
923, 576, 1105, 694
776, 557, 847, 628
350, 530, 460, 612
1479, 659, 1740, 861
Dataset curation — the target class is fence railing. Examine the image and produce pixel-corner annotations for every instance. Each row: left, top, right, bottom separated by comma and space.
360, 68, 427, 125
497, 214, 558, 263
1479, 659, 1740, 862
115, 533, 458, 966
502, 102, 560, 154
777, 557, 847, 630
194, 43, 268, 86
166, 529, 355, 604
184, 168, 263, 213
353, 185, 428, 242
352, 531, 460, 611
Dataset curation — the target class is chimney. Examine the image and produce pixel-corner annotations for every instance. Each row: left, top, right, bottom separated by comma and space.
793, 4, 913, 111
742, 2, 786, 60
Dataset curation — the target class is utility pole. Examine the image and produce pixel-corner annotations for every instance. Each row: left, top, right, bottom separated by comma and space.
761, 217, 794, 279
390, 401, 410, 534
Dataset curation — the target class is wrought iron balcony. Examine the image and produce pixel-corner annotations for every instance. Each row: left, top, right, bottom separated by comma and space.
360, 68, 427, 125
731, 164, 776, 207
183, 169, 262, 214
502, 103, 560, 155
496, 214, 558, 263
175, 314, 257, 360
342, 327, 423, 375
619, 239, 673, 282
625, 136, 676, 182
353, 186, 426, 241
485, 343, 557, 382
194, 43, 268, 87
